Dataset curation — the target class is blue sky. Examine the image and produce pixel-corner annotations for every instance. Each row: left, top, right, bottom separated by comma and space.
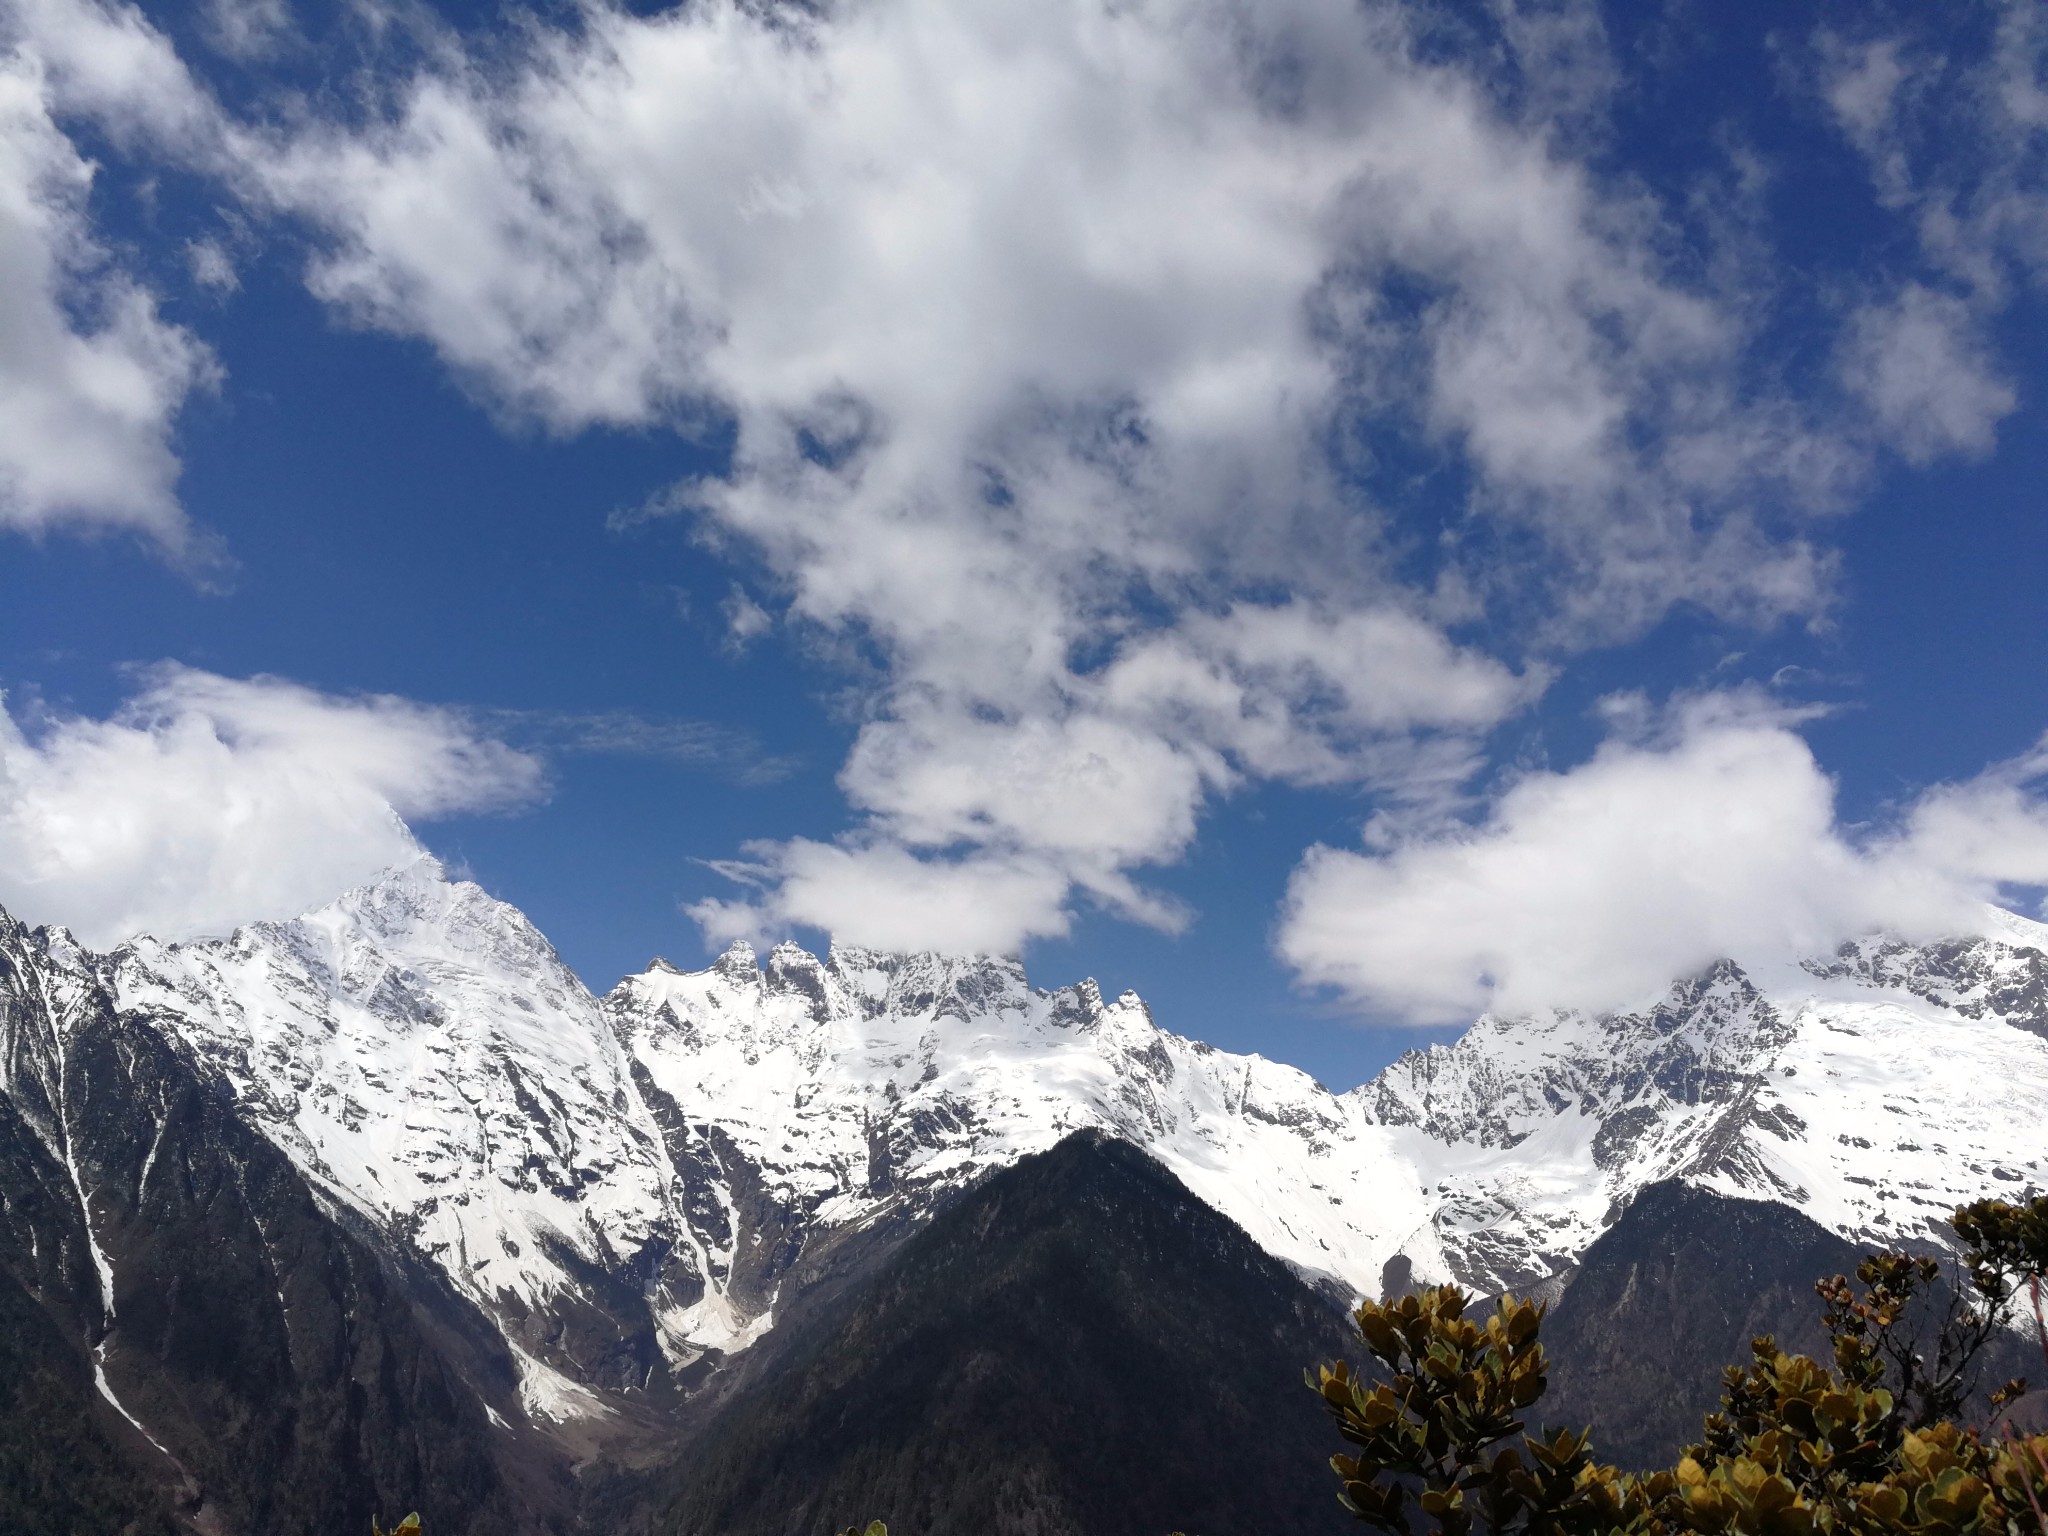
3, 0, 2048, 1088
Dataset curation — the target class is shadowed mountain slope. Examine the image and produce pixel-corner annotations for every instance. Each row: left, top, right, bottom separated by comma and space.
1539, 1181, 2039, 1469
1539, 1182, 1863, 1469
655, 1131, 1359, 1536
0, 1262, 178, 1536
0, 911, 556, 1536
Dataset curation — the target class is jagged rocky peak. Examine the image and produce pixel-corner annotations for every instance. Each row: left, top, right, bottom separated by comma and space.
1357, 954, 1796, 1150
710, 939, 759, 979
1342, 927, 2048, 1295
116, 853, 578, 1017
103, 858, 692, 1414
292, 853, 576, 976
826, 943, 1035, 1021
610, 937, 1077, 1039
1802, 913, 2048, 1039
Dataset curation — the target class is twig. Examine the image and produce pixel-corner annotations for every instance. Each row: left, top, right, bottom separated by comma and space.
2033, 1276, 2048, 1379
2003, 1425, 2048, 1536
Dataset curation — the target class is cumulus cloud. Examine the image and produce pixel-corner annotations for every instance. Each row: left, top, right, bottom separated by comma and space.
190, 0, 1840, 947
0, 39, 212, 544
1279, 694, 2048, 1025
6, 0, 220, 154
691, 840, 1075, 957
229, 0, 1858, 633
0, 666, 544, 946
692, 600, 1537, 949
10, 0, 2035, 960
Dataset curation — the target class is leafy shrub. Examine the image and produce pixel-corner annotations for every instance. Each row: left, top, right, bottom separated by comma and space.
1311, 1196, 2048, 1536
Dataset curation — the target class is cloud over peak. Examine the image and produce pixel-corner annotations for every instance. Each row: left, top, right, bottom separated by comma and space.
0, 666, 544, 946
1280, 693, 2048, 1025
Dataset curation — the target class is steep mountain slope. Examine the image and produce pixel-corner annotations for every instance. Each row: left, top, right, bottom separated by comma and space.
1536, 1181, 2043, 1469
1359, 936, 2048, 1293
0, 1253, 178, 1536
652, 1131, 1359, 1536
1537, 1182, 1863, 1468
107, 861, 702, 1415
0, 907, 548, 1536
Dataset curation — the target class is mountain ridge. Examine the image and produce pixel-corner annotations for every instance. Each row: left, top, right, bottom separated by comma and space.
4, 856, 2045, 1443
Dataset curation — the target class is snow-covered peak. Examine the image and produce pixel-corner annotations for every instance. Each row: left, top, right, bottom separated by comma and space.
1346, 943, 2048, 1291
24, 860, 2048, 1422
609, 940, 1095, 1052
825, 944, 1036, 1021
265, 855, 562, 972
601, 942, 1422, 1326
104, 860, 695, 1409
1799, 924, 2048, 1039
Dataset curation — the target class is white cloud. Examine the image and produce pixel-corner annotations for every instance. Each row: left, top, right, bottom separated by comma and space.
720, 585, 772, 651
1814, 11, 2045, 445
1819, 36, 1911, 170
11, 0, 2029, 959
199, 0, 289, 63
0, 43, 212, 543
195, 0, 1821, 948
227, 0, 1856, 638
186, 235, 237, 292
1839, 283, 2015, 464
689, 839, 1075, 957
5, 0, 220, 154
0, 665, 544, 946
1278, 694, 2048, 1025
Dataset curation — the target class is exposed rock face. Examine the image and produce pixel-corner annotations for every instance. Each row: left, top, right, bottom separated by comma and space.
0, 906, 540, 1535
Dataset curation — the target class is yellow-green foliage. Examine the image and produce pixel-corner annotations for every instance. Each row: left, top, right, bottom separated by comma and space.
1313, 1197, 2048, 1536
372, 1517, 421, 1536
1310, 1285, 1669, 1536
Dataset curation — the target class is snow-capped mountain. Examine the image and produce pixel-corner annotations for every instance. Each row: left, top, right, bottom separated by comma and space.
602, 936, 1435, 1328
8, 855, 2048, 1430
105, 861, 690, 1417
98, 859, 1441, 1400
1362, 938, 2048, 1293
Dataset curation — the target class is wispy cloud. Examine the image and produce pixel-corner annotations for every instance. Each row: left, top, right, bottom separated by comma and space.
477, 708, 798, 788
